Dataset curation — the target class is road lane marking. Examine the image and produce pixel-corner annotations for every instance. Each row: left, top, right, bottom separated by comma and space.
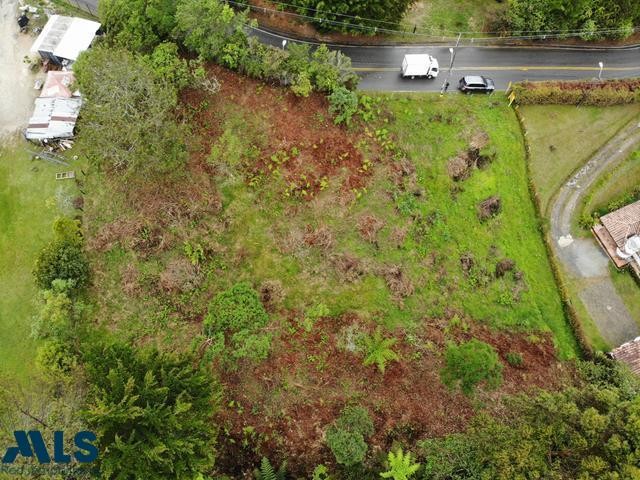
353, 65, 640, 72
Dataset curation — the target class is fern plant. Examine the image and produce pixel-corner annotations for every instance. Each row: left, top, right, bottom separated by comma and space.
254, 457, 287, 480
363, 328, 399, 373
380, 448, 420, 480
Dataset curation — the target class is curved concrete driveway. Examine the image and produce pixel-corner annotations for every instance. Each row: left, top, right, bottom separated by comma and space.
550, 119, 640, 347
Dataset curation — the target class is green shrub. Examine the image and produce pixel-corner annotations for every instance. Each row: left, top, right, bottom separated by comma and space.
335, 406, 374, 438
204, 282, 271, 361
362, 328, 399, 373
505, 351, 524, 368
84, 342, 218, 479
326, 426, 368, 467
441, 339, 503, 396
145, 42, 191, 90
380, 448, 420, 480
291, 71, 313, 97
254, 457, 287, 480
326, 405, 374, 466
35, 340, 77, 378
329, 87, 359, 126
33, 241, 90, 291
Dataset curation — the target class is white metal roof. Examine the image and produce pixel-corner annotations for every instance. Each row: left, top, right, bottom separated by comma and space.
31, 15, 101, 61
25, 97, 82, 140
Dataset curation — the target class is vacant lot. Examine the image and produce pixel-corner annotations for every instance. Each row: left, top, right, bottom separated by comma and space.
522, 104, 640, 214
0, 140, 76, 379
81, 66, 577, 474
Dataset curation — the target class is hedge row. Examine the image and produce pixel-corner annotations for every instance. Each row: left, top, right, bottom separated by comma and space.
511, 79, 640, 106
513, 107, 595, 359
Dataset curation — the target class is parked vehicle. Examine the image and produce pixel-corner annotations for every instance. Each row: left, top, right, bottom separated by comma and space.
458, 75, 495, 94
401, 54, 439, 79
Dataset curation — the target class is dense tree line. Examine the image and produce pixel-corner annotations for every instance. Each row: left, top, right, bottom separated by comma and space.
282, 0, 415, 32
504, 0, 640, 39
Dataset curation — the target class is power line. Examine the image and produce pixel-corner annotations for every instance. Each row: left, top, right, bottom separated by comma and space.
231, 0, 640, 39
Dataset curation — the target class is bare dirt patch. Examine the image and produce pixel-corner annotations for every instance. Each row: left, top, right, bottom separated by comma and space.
0, 0, 40, 138
181, 65, 372, 201
215, 314, 569, 477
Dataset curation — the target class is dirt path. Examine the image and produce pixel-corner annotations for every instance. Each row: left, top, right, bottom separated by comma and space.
549, 119, 640, 348
0, 0, 40, 138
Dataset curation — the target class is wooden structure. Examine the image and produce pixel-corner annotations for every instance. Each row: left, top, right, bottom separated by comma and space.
610, 337, 640, 376
592, 199, 640, 275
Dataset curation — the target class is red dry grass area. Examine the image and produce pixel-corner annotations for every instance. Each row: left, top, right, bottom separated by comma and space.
215, 314, 568, 476
181, 65, 371, 199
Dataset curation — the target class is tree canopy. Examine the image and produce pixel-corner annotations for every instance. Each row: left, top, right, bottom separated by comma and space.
83, 342, 219, 479
73, 46, 184, 173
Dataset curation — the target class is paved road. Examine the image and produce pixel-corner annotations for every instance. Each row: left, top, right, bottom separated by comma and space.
81, 0, 640, 91
251, 27, 640, 91
549, 119, 640, 348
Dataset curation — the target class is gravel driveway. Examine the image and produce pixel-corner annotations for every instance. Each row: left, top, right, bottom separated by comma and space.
549, 119, 640, 348
0, 0, 40, 138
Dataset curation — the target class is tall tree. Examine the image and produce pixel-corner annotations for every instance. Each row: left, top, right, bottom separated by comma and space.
83, 342, 219, 479
73, 47, 184, 173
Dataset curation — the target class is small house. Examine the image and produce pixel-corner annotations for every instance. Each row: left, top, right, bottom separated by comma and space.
30, 15, 101, 66
609, 337, 640, 376
592, 199, 640, 276
25, 71, 82, 142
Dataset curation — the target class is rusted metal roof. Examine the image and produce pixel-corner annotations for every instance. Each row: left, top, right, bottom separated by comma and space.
610, 337, 640, 375
25, 97, 82, 141
600, 200, 640, 248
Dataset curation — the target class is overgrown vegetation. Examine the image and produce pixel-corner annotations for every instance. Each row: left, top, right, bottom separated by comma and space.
441, 339, 503, 395
504, 0, 640, 40
13, 1, 639, 477
83, 342, 219, 479
281, 0, 415, 32
512, 79, 640, 106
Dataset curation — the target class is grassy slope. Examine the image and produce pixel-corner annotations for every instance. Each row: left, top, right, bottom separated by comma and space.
401, 0, 505, 36
583, 150, 640, 216
85, 90, 578, 359
0, 140, 75, 379
383, 94, 577, 357
522, 104, 640, 214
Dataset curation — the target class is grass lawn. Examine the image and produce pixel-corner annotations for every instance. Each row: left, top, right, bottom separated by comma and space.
609, 265, 640, 330
381, 94, 577, 357
521, 104, 640, 215
581, 150, 640, 220
0, 139, 76, 380
401, 0, 505, 36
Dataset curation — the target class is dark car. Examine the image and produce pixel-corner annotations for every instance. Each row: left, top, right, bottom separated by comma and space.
458, 75, 495, 94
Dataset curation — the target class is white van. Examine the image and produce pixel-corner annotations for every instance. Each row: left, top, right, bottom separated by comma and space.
401, 54, 439, 79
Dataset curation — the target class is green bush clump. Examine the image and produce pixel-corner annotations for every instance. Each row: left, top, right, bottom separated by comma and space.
441, 339, 503, 396
33, 217, 89, 291
505, 351, 524, 368
204, 282, 271, 362
326, 406, 374, 466
35, 340, 78, 378
329, 87, 359, 126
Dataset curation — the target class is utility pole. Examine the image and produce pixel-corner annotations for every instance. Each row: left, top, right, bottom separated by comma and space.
440, 32, 461, 96
598, 61, 604, 81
